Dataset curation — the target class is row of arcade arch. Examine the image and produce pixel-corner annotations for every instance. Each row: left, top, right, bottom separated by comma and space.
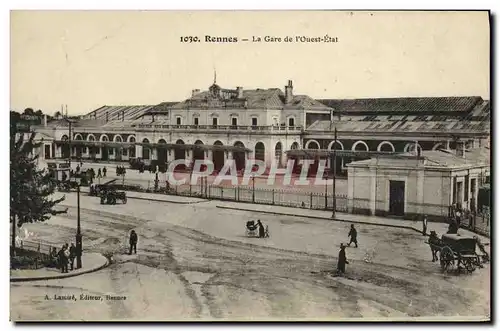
304, 139, 424, 154
140, 139, 301, 171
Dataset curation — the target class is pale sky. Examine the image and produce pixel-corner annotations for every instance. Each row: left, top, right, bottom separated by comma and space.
10, 10, 490, 115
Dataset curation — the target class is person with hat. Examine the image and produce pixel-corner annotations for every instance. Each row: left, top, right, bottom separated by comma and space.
422, 215, 428, 236
337, 243, 349, 275
347, 224, 358, 248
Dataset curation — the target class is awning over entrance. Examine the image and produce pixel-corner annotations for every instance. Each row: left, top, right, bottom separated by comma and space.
285, 149, 399, 158
133, 142, 252, 153
54, 140, 135, 148
197, 145, 252, 153
54, 140, 252, 152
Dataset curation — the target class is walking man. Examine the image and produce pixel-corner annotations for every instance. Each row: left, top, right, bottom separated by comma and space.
256, 220, 266, 238
347, 224, 358, 248
97, 168, 102, 178
337, 243, 349, 275
129, 230, 138, 255
422, 215, 428, 236
59, 244, 69, 273
69, 243, 76, 271
103, 167, 107, 177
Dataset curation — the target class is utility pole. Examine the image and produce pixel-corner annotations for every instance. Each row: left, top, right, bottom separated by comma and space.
76, 185, 83, 269
68, 120, 72, 171
252, 175, 255, 203
332, 127, 337, 219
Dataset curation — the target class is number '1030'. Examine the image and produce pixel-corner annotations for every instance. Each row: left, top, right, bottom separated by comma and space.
180, 36, 199, 43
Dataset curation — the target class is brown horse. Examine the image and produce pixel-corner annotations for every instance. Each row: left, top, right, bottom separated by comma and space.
428, 231, 442, 262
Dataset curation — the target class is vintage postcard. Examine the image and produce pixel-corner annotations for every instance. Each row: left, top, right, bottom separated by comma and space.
9, 10, 491, 322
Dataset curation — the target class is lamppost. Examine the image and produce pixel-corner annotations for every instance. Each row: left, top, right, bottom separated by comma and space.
69, 120, 72, 169
331, 127, 337, 219
62, 118, 73, 170
252, 174, 256, 203
76, 184, 83, 269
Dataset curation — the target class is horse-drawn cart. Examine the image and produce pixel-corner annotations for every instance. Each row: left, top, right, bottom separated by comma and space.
428, 233, 481, 273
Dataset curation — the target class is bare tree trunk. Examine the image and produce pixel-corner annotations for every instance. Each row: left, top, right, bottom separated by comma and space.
11, 214, 16, 257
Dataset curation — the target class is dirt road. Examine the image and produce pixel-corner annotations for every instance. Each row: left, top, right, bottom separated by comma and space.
10, 196, 490, 321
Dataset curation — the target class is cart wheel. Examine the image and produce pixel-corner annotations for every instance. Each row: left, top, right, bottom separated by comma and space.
464, 259, 476, 273
440, 246, 454, 273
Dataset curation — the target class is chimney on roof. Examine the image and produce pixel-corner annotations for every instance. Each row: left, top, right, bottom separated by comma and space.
456, 141, 466, 158
192, 89, 201, 97
285, 80, 293, 104
236, 87, 244, 99
106, 112, 109, 123
44, 114, 47, 127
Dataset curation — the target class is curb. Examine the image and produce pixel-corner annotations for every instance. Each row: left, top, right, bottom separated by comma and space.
216, 205, 425, 235
126, 195, 206, 205
76, 187, 206, 205
10, 254, 110, 283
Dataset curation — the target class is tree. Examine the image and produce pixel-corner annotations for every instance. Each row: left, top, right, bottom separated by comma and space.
23, 108, 35, 115
10, 126, 66, 256
35, 109, 43, 116
54, 111, 62, 118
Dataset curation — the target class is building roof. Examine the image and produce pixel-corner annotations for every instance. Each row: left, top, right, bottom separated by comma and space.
317, 96, 484, 113
170, 87, 332, 111
306, 119, 490, 134
83, 105, 156, 122
348, 148, 490, 169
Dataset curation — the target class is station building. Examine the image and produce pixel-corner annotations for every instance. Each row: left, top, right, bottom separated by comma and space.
31, 79, 490, 176
346, 146, 490, 219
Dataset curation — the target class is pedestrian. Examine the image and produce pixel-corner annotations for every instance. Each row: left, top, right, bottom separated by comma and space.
129, 230, 138, 255
58, 244, 69, 273
69, 243, 76, 270
49, 247, 58, 268
97, 168, 102, 178
76, 165, 80, 173
422, 215, 428, 236
103, 167, 107, 177
337, 243, 349, 275
455, 207, 462, 227
116, 166, 119, 176
347, 224, 358, 248
474, 235, 489, 263
256, 220, 265, 238
63, 243, 70, 272
468, 211, 474, 230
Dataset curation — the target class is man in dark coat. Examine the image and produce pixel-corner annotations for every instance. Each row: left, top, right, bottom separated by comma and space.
347, 224, 358, 248
58, 244, 69, 273
69, 243, 77, 270
256, 220, 265, 238
337, 243, 349, 274
129, 230, 138, 255
422, 215, 428, 236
